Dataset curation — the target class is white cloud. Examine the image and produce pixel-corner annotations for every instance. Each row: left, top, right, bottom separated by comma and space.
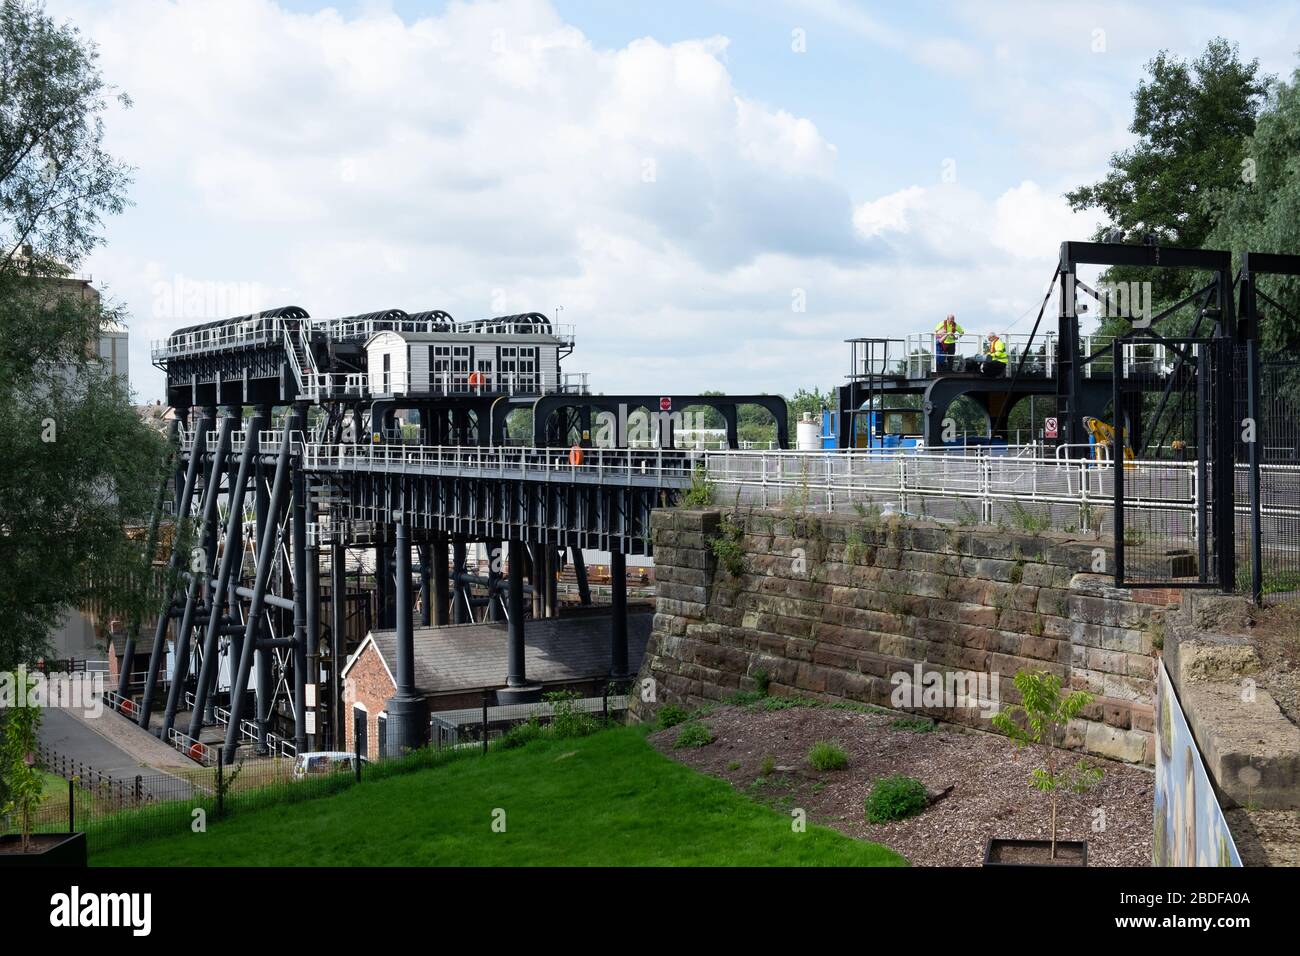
58, 0, 1113, 404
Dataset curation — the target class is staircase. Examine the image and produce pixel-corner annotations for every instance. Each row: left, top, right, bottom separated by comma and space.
283, 326, 324, 401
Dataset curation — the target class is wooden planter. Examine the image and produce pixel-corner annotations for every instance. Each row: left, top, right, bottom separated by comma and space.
0, 832, 87, 867
983, 838, 1087, 867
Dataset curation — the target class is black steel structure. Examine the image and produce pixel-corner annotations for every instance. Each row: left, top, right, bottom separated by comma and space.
133, 309, 787, 764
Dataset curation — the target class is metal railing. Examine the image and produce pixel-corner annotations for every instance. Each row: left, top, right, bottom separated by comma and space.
316, 317, 576, 343
150, 318, 295, 361
305, 442, 700, 485
301, 369, 589, 401
898, 332, 1169, 379
700, 448, 1203, 536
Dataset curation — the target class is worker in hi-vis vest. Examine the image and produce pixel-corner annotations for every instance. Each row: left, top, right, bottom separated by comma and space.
934, 314, 963, 371
983, 333, 1008, 375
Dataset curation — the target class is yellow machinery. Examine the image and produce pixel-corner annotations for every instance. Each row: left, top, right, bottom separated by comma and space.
1083, 417, 1134, 461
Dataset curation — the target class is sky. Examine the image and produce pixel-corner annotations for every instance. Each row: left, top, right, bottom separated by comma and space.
47, 0, 1300, 404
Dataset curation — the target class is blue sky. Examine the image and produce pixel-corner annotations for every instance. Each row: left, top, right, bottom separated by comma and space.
50, 0, 1300, 403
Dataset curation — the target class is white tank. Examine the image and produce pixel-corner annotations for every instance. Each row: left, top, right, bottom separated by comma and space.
796, 415, 820, 451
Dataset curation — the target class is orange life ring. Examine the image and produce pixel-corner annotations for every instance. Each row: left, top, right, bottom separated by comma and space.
188, 743, 206, 762
467, 370, 484, 387
569, 445, 584, 466
121, 699, 135, 716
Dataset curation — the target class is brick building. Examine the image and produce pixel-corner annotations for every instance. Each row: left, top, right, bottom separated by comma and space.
341, 608, 652, 757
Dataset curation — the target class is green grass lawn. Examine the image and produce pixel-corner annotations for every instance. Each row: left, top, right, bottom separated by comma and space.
92, 726, 906, 867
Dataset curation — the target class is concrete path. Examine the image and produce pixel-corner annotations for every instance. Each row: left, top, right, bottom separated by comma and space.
38, 707, 196, 798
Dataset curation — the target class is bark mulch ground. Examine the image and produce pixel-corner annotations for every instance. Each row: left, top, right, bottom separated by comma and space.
648, 702, 1153, 866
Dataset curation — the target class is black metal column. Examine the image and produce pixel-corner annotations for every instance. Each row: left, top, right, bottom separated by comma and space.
121, 419, 177, 698
572, 546, 591, 606
291, 406, 308, 753
432, 534, 450, 626
161, 409, 234, 739
451, 537, 468, 624
610, 549, 629, 679
330, 542, 346, 748
385, 506, 428, 755
506, 540, 527, 687
223, 418, 295, 762
139, 411, 210, 729
418, 543, 431, 627
188, 408, 263, 741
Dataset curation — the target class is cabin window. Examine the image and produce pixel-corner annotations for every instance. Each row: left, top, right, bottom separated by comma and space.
452, 346, 471, 388
382, 353, 391, 393
431, 345, 452, 391
377, 714, 388, 759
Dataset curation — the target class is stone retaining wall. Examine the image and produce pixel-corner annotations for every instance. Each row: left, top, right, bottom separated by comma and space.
638, 508, 1173, 764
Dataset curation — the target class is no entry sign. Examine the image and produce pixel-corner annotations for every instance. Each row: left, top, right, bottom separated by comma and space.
1044, 416, 1058, 439
659, 397, 672, 412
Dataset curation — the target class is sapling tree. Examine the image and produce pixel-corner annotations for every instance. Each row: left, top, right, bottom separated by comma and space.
1, 675, 45, 851
992, 669, 1103, 860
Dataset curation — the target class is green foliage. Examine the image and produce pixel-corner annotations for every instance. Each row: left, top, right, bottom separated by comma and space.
93, 728, 907, 867
889, 717, 935, 734
808, 741, 848, 772
751, 666, 770, 696
545, 690, 599, 739
725, 690, 764, 707
991, 669, 1102, 857
681, 465, 715, 507
710, 514, 745, 577
760, 754, 775, 777
865, 774, 928, 824
0, 0, 164, 672
1066, 38, 1271, 318
672, 721, 714, 749
498, 716, 546, 750
0, 675, 44, 850
1004, 501, 1050, 534
656, 703, 690, 730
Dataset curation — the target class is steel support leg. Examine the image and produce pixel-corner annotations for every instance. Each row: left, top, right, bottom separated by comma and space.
188, 409, 263, 741
330, 542, 346, 748
451, 537, 468, 624
610, 549, 629, 680
223, 420, 295, 763
121, 420, 177, 697
507, 540, 527, 687
572, 546, 591, 606
384, 511, 428, 754
139, 411, 210, 729
432, 534, 449, 626
162, 410, 234, 739
291, 407, 308, 753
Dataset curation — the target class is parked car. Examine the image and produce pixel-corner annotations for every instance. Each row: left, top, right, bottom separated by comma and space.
292, 752, 363, 780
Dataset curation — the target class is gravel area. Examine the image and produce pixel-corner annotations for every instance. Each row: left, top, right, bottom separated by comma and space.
649, 704, 1153, 866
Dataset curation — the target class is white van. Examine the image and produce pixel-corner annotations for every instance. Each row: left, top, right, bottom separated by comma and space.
293, 751, 363, 780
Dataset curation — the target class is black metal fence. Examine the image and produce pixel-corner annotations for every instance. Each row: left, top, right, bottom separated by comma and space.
2, 683, 635, 858
1241, 351, 1300, 604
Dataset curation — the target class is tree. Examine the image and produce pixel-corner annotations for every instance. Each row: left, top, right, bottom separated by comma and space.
1206, 65, 1300, 351
991, 670, 1102, 860
0, 0, 164, 672
1066, 39, 1270, 334
0, 673, 43, 851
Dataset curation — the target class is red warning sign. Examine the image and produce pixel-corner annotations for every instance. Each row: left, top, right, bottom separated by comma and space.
1045, 417, 1058, 439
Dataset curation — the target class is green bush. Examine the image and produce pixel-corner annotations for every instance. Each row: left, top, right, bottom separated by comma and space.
808, 741, 848, 771
498, 717, 546, 750
545, 690, 599, 739
865, 775, 928, 823
752, 667, 771, 695
889, 717, 935, 734
657, 703, 690, 729
673, 721, 714, 749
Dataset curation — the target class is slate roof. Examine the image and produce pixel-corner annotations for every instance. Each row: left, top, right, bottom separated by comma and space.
363, 609, 652, 694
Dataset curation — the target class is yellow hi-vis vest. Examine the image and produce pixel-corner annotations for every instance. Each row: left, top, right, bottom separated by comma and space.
934, 320, 963, 345
988, 337, 1008, 363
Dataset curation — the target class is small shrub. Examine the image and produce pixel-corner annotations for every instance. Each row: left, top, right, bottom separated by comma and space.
752, 667, 771, 696
498, 717, 546, 750
760, 754, 775, 776
681, 465, 715, 507
656, 703, 690, 730
889, 717, 935, 734
726, 761, 741, 771
546, 690, 598, 739
725, 690, 764, 707
673, 721, 714, 749
710, 514, 745, 577
865, 774, 929, 823
808, 741, 848, 771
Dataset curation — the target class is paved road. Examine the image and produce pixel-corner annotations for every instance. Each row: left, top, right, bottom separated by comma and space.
38, 707, 195, 798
